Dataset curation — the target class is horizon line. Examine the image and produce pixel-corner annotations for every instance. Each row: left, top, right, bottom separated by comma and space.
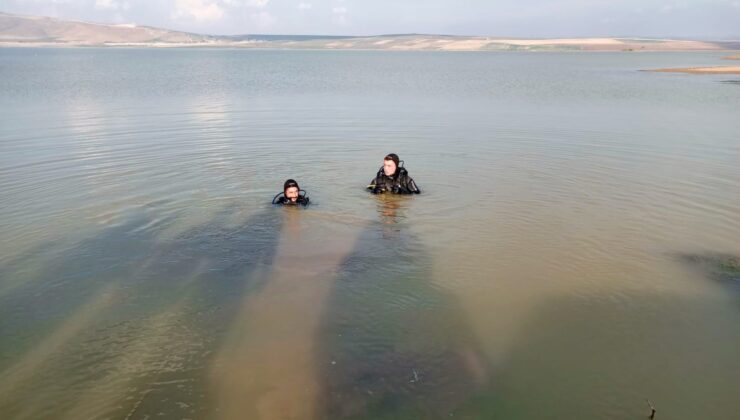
2, 10, 739, 42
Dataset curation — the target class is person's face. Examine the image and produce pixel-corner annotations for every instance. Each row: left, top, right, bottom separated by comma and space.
383, 159, 397, 176
285, 186, 299, 202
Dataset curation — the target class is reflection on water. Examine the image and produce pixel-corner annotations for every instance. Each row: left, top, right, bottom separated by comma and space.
1, 49, 740, 419
376, 194, 405, 238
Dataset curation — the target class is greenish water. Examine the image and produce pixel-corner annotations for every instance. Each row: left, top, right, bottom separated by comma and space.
1, 48, 739, 419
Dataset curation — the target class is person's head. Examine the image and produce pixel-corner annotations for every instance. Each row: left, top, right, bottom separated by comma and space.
283, 179, 300, 202
383, 153, 400, 177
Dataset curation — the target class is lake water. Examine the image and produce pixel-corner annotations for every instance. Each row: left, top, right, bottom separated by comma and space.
1, 48, 739, 419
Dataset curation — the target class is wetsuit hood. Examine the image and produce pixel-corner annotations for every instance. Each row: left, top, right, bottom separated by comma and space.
283, 179, 300, 195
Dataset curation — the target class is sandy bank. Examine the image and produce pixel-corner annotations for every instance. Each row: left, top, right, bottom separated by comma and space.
647, 66, 740, 74
489, 38, 624, 46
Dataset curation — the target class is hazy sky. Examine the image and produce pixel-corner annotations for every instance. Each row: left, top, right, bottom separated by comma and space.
2, 0, 739, 38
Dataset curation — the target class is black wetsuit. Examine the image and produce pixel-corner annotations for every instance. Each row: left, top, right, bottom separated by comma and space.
368, 167, 420, 194
274, 195, 310, 206
275, 196, 309, 206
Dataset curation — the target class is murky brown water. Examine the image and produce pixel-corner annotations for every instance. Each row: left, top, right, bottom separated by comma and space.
1, 48, 739, 419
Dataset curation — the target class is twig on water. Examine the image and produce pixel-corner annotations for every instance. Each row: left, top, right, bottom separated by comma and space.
645, 399, 656, 419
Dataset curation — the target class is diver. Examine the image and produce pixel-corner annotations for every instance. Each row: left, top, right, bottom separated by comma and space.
273, 179, 310, 206
367, 153, 420, 194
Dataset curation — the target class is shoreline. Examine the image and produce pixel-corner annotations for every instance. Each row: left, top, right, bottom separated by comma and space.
646, 66, 740, 74
4, 12, 740, 52
1, 41, 740, 53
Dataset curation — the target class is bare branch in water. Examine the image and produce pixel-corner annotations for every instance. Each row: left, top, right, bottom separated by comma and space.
646, 399, 656, 419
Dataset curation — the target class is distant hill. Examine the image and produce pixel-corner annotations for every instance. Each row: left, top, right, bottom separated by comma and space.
0, 12, 214, 45
1, 12, 738, 51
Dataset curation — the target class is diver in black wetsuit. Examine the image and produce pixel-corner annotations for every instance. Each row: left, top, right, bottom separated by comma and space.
367, 153, 420, 195
273, 179, 310, 206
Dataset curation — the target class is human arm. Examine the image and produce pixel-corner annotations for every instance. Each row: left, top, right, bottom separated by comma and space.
399, 175, 420, 194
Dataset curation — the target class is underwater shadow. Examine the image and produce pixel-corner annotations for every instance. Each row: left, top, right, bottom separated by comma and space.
0, 204, 285, 419
313, 195, 490, 419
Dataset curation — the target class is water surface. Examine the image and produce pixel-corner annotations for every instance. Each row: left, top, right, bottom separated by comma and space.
1, 48, 739, 419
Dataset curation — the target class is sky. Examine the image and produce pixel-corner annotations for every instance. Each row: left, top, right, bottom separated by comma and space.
2, 0, 739, 38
